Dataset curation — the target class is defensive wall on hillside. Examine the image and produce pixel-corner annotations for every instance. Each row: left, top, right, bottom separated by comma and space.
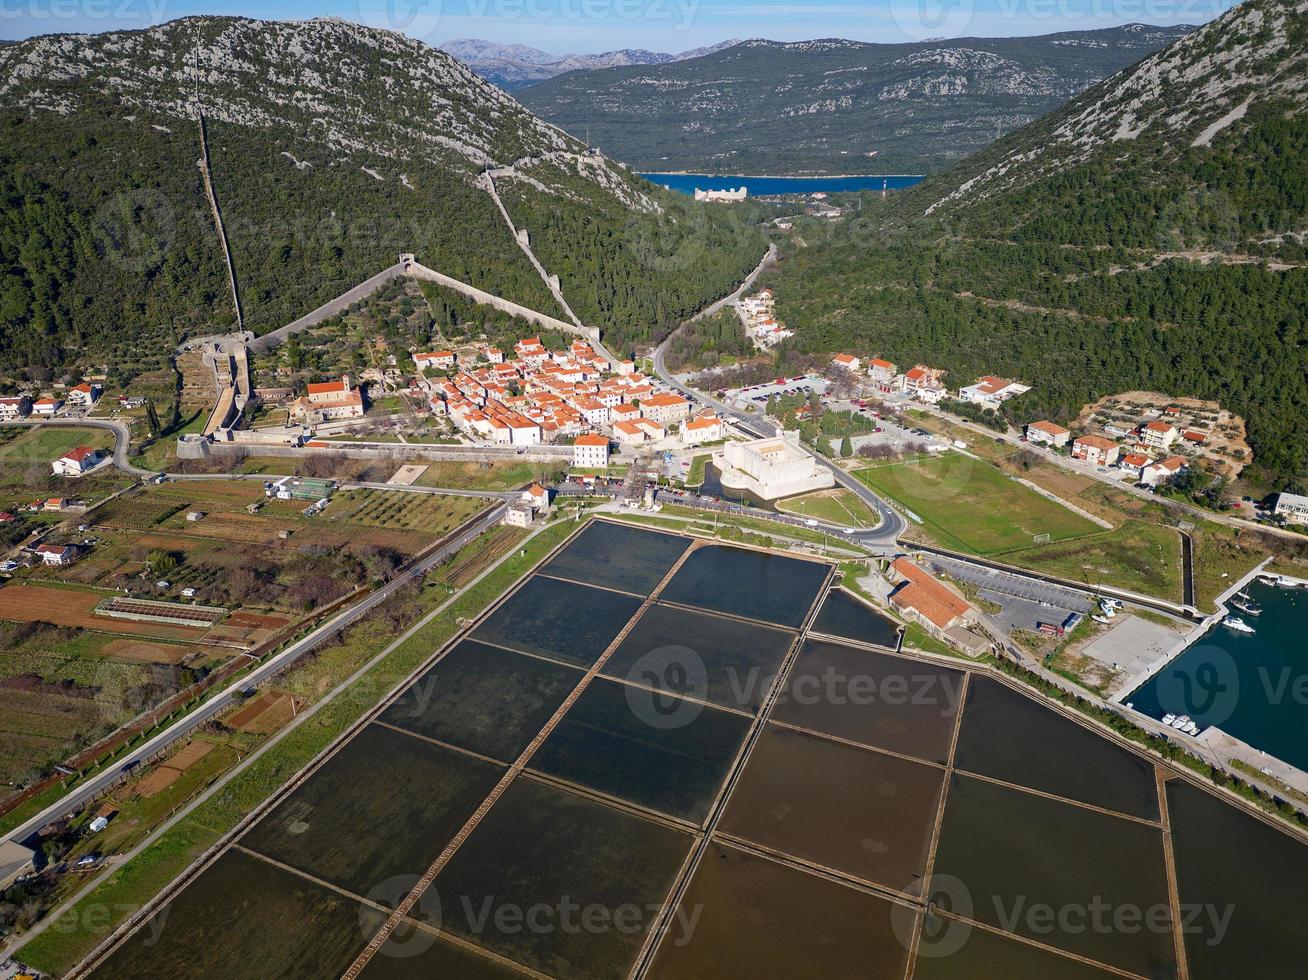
247, 255, 600, 356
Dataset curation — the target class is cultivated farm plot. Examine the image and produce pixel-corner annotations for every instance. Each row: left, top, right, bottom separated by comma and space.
90, 495, 189, 531
854, 454, 1100, 555
325, 489, 484, 533
0, 585, 202, 639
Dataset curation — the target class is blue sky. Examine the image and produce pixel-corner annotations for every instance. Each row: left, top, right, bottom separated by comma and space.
3, 0, 1236, 51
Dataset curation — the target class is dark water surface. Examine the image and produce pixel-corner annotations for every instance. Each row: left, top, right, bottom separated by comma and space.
954, 677, 1159, 821
601, 602, 795, 713
380, 639, 581, 762
719, 724, 944, 893
530, 676, 751, 823
647, 840, 913, 979
433, 777, 692, 979
659, 544, 828, 627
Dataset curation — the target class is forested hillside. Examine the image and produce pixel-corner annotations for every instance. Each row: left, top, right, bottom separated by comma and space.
771, 0, 1308, 485
519, 25, 1189, 175
0, 17, 763, 377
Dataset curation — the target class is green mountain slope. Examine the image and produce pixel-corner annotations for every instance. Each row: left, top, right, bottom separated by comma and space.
518, 25, 1191, 175
770, 0, 1308, 484
0, 16, 763, 375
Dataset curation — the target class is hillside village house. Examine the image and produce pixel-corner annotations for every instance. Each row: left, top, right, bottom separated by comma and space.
1272, 491, 1308, 525
51, 446, 102, 476
682, 414, 724, 446
573, 433, 609, 469
1142, 455, 1187, 486
33, 543, 78, 566
958, 376, 1031, 408
0, 395, 31, 420
899, 365, 947, 404
613, 419, 648, 445
522, 484, 550, 511
609, 403, 641, 426
831, 353, 861, 373
1025, 420, 1070, 448
67, 382, 102, 408
1118, 452, 1152, 481
1072, 435, 1120, 467
867, 358, 897, 384
504, 504, 533, 528
1141, 421, 1178, 451
414, 351, 456, 371
635, 418, 666, 441
31, 397, 63, 416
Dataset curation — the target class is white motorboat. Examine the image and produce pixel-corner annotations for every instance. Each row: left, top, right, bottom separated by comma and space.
1222, 616, 1255, 634
1171, 715, 1191, 730
1092, 615, 1112, 625
1161, 713, 1177, 726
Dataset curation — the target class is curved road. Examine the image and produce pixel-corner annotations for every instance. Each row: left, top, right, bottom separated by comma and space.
650, 256, 906, 547
8, 416, 156, 479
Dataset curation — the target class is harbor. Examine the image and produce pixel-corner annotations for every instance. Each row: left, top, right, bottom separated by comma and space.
1117, 563, 1308, 800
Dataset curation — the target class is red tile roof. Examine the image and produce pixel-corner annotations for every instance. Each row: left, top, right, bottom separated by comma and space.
889, 558, 970, 630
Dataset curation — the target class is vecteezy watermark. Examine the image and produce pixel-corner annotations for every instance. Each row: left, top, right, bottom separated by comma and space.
891, 0, 976, 43
898, 875, 1235, 960
621, 645, 963, 730
363, 878, 703, 958
1153, 644, 1239, 727
990, 895, 1233, 946
624, 645, 710, 729
356, 0, 443, 35
0, 0, 170, 25
92, 188, 176, 275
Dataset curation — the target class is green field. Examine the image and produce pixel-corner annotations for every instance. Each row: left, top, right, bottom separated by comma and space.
0, 425, 115, 462
853, 454, 1099, 555
776, 488, 879, 529
1002, 520, 1184, 602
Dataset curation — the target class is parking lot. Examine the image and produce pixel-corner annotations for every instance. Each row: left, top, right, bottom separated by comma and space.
723, 374, 828, 408
925, 554, 1093, 635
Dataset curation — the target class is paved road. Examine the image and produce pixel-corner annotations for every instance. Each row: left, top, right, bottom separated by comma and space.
651, 310, 906, 546
690, 242, 778, 322
1, 501, 506, 851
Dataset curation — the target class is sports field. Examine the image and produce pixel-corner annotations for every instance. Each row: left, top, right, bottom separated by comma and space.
853, 454, 1099, 554
0, 425, 114, 463
78, 521, 1305, 980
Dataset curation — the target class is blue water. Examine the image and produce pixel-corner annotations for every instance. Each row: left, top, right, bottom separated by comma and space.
640, 173, 924, 197
1127, 581, 1308, 771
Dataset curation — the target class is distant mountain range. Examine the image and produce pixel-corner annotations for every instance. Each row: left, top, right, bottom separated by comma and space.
517, 25, 1194, 174
439, 37, 741, 91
